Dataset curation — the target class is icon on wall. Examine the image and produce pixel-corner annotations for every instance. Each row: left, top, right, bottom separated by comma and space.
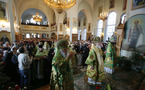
73, 18, 77, 28
132, 0, 145, 10
109, 0, 115, 9
88, 23, 91, 31
123, 0, 127, 11
121, 14, 145, 52
0, 1, 7, 20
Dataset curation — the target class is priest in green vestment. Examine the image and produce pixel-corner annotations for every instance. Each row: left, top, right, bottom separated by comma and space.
85, 37, 105, 86
50, 39, 74, 90
104, 42, 116, 74
43, 41, 50, 50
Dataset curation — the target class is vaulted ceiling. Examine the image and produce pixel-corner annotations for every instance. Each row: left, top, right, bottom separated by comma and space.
13, 0, 98, 24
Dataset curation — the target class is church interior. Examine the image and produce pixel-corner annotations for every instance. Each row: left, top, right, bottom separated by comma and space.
0, 0, 145, 90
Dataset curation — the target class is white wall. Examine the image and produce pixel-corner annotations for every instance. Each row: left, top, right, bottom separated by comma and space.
1, 0, 145, 42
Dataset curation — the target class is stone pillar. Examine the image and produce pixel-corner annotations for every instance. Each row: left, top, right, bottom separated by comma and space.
69, 16, 73, 42
8, 0, 15, 43
103, 20, 107, 42
48, 23, 51, 39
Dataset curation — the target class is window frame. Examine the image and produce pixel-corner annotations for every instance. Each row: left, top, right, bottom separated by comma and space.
97, 19, 103, 37
105, 11, 117, 41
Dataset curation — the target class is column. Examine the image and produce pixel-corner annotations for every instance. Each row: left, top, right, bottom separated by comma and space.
126, 0, 132, 20
80, 18, 84, 40
48, 23, 51, 39
68, 16, 73, 42
103, 20, 107, 42
8, 0, 15, 43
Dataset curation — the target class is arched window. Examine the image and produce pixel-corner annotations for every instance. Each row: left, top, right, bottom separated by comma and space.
30, 18, 36, 24
42, 33, 46, 38
32, 33, 34, 38
106, 12, 116, 40
33, 34, 36, 38
37, 22, 40, 25
97, 20, 103, 37
38, 34, 40, 38
26, 20, 29, 25
82, 28, 87, 40
78, 29, 81, 40
26, 33, 30, 38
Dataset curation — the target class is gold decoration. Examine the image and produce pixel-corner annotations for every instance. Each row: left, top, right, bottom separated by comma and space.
99, 12, 108, 21
32, 0, 42, 22
99, 0, 108, 21
32, 11, 42, 22
43, 0, 76, 14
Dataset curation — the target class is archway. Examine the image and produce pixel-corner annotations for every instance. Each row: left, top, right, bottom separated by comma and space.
78, 11, 87, 40
26, 33, 31, 39
42, 33, 47, 39
21, 8, 49, 26
51, 33, 57, 40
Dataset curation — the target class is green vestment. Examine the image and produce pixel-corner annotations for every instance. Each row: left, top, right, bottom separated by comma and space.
85, 44, 105, 85
104, 42, 116, 74
49, 48, 74, 90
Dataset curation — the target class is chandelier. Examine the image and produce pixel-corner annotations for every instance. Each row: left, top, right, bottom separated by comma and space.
43, 0, 76, 14
32, 11, 42, 22
99, 12, 108, 21
32, 0, 42, 22
99, 0, 108, 21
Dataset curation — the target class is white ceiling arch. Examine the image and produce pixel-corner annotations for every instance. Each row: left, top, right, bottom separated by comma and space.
15, 0, 55, 24
78, 0, 92, 23
79, 0, 96, 10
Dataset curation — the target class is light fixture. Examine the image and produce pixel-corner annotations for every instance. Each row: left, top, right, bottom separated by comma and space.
99, 0, 108, 21
100, 12, 108, 21
32, 0, 42, 22
0, 20, 7, 28
43, 0, 76, 14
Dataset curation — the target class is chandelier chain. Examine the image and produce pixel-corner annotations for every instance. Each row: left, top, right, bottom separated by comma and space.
32, 0, 42, 22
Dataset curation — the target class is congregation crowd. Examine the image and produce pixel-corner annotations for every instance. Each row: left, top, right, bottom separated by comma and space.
0, 34, 117, 89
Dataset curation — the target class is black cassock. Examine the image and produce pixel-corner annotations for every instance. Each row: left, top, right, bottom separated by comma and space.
45, 48, 55, 84
3, 51, 19, 83
81, 44, 90, 67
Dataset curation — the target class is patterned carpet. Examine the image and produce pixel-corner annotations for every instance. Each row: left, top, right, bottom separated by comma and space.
74, 68, 145, 90
32, 67, 144, 90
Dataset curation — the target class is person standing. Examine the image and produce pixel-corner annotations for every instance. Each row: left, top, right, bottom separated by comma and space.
81, 43, 90, 68
45, 45, 55, 84
18, 47, 32, 89
85, 37, 105, 85
104, 42, 116, 74
50, 39, 74, 90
